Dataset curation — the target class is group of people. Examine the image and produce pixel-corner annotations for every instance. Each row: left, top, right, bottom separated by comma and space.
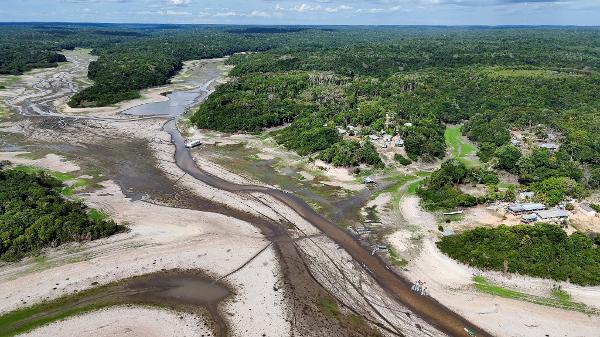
411, 280, 428, 296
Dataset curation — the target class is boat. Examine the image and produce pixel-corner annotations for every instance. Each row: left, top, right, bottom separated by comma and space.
185, 139, 203, 148
464, 327, 476, 336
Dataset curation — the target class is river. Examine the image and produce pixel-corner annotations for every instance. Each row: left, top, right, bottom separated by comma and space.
1, 51, 493, 337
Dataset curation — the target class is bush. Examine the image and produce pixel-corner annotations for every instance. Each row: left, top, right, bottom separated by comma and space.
418, 159, 498, 210
494, 144, 522, 173
394, 153, 412, 166
531, 176, 588, 206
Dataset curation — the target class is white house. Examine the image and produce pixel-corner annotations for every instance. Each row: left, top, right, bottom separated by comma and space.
539, 143, 559, 151
517, 191, 535, 202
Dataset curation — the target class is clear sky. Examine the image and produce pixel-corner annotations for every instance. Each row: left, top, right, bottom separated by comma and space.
0, 0, 599, 26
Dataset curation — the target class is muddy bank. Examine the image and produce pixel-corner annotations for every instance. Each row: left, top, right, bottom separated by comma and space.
1, 48, 486, 337
0, 270, 230, 337
165, 120, 492, 337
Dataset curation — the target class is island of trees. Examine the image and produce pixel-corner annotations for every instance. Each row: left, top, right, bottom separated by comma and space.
0, 163, 124, 261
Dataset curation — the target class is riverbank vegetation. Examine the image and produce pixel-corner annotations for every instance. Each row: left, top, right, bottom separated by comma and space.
472, 276, 597, 314
438, 224, 600, 286
0, 165, 124, 261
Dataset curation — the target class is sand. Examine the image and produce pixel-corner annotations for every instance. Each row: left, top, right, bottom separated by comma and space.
20, 306, 212, 337
0, 152, 80, 172
386, 194, 600, 337
0, 154, 290, 336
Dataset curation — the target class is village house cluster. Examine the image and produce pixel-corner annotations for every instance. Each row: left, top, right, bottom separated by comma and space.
507, 191, 597, 225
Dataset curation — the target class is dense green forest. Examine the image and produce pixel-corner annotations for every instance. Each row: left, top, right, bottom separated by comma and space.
189, 27, 600, 170
438, 223, 600, 286
0, 164, 125, 261
2, 24, 600, 174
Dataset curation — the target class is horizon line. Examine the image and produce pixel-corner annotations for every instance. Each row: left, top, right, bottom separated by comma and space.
1, 21, 600, 28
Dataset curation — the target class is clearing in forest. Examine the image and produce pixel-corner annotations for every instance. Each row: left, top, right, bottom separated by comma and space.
444, 125, 480, 167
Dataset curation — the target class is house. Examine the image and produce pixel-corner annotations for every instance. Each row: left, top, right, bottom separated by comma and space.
381, 143, 388, 149
521, 213, 538, 224
369, 134, 379, 141
442, 229, 456, 237
539, 143, 559, 151
579, 203, 597, 217
337, 128, 347, 135
404, 122, 413, 127
507, 203, 546, 215
517, 191, 535, 202
511, 138, 522, 147
535, 209, 570, 222
364, 176, 376, 184
382, 134, 392, 142
395, 139, 405, 147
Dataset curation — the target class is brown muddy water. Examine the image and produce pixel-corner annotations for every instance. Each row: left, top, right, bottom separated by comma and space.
0, 270, 231, 337
166, 120, 494, 337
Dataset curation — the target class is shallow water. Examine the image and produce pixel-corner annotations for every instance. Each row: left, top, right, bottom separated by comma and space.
123, 60, 224, 117
123, 90, 207, 116
0, 270, 231, 337
127, 273, 231, 305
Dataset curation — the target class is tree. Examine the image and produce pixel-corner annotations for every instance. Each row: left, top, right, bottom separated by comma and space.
531, 177, 587, 206
494, 144, 522, 173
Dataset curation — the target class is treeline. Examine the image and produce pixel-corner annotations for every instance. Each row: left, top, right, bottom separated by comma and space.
0, 24, 134, 75
0, 165, 125, 261
438, 223, 600, 286
5, 24, 600, 169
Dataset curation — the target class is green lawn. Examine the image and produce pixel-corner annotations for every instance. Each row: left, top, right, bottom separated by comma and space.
472, 276, 597, 314
0, 104, 7, 118
444, 125, 480, 167
13, 165, 95, 196
319, 298, 339, 317
88, 209, 108, 221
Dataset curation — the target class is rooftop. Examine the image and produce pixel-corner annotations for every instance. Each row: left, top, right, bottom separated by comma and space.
508, 203, 546, 213
535, 209, 569, 219
579, 203, 596, 213
539, 143, 559, 149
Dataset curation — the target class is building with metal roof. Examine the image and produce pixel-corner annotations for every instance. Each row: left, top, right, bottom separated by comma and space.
535, 209, 569, 221
539, 143, 559, 151
507, 203, 546, 215
521, 213, 538, 224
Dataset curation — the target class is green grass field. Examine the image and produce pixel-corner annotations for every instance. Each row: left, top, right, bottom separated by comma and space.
444, 125, 480, 167
472, 276, 597, 314
13, 165, 95, 196
0, 104, 9, 118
